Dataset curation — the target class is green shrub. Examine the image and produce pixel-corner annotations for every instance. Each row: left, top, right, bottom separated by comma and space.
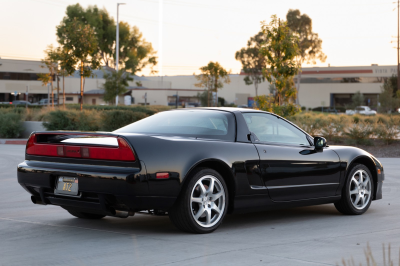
43, 110, 77, 130
344, 116, 375, 145
0, 113, 23, 138
376, 115, 400, 145
43, 110, 102, 131
100, 110, 148, 131
319, 114, 348, 140
288, 113, 324, 136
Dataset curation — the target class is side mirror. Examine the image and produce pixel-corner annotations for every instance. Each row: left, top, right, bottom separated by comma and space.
314, 137, 327, 151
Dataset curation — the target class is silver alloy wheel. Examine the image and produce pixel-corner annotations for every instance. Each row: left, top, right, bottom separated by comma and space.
190, 175, 226, 228
349, 169, 372, 210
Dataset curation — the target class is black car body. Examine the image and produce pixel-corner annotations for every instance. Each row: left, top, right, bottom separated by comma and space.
17, 108, 384, 233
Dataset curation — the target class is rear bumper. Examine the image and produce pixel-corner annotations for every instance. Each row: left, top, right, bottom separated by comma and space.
18, 160, 177, 213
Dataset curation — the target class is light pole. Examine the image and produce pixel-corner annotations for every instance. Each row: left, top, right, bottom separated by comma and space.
116, 3, 126, 106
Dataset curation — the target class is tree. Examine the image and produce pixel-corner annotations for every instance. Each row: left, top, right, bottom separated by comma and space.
286, 9, 327, 104
103, 70, 133, 103
117, 22, 158, 74
379, 75, 400, 113
235, 31, 267, 97
54, 47, 76, 108
56, 18, 100, 111
37, 45, 58, 108
58, 4, 157, 75
260, 15, 300, 106
351, 91, 365, 109
194, 62, 231, 107
58, 4, 115, 67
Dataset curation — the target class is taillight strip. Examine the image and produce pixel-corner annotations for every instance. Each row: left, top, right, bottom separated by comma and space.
26, 134, 136, 162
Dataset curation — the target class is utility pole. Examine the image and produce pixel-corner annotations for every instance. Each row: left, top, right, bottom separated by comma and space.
116, 3, 126, 106
397, 0, 400, 91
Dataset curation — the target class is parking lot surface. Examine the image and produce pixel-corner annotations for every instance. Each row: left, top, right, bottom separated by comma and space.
0, 145, 399, 266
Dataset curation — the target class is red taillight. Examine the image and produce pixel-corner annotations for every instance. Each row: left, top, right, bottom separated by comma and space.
26, 134, 136, 162
156, 173, 169, 179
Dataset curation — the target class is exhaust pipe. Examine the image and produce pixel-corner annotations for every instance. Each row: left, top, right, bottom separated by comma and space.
31, 196, 46, 205
113, 210, 133, 218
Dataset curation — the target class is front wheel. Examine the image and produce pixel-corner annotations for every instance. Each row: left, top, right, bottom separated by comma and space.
169, 168, 228, 234
334, 164, 374, 215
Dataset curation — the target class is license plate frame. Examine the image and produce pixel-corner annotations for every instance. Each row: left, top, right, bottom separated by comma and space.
54, 177, 80, 197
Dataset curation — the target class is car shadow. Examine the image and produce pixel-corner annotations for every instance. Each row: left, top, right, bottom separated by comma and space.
54, 204, 346, 235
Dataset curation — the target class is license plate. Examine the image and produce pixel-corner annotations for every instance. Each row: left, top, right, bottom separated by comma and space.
55, 177, 79, 196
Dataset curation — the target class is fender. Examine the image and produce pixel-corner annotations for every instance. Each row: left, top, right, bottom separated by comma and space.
330, 145, 384, 200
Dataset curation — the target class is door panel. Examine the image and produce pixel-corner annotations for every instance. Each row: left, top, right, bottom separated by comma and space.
255, 144, 341, 201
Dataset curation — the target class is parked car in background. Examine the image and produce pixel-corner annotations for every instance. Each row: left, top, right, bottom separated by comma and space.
33, 99, 57, 105
346, 106, 377, 115
237, 104, 249, 108
12, 100, 31, 106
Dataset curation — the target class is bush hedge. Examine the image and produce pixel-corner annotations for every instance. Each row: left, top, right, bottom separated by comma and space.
43, 109, 150, 132
288, 113, 400, 145
0, 109, 24, 138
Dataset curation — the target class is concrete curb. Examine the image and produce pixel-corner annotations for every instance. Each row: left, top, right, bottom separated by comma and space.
0, 139, 28, 145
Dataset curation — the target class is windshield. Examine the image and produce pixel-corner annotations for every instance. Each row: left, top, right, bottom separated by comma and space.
114, 110, 236, 141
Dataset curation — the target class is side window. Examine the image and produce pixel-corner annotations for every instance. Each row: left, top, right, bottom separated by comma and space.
243, 113, 310, 146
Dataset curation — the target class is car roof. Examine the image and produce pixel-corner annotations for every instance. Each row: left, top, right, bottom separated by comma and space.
176, 107, 266, 113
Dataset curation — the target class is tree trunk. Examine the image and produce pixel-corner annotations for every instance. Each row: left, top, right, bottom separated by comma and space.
80, 61, 84, 111
50, 74, 54, 108
207, 88, 210, 107
255, 81, 258, 97
63, 75, 65, 109
296, 69, 302, 105
57, 74, 60, 107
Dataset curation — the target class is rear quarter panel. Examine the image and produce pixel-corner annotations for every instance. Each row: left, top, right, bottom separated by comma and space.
121, 134, 260, 198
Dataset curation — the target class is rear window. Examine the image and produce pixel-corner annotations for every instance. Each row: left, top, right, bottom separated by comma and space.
114, 110, 236, 141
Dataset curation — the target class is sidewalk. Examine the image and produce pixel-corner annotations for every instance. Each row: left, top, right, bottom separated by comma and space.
0, 139, 28, 145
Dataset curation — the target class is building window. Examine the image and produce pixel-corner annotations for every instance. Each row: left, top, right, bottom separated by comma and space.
66, 97, 73, 101
0, 72, 54, 81
294, 77, 387, 84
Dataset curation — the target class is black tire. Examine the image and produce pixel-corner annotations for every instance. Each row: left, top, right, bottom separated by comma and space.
169, 168, 229, 234
334, 164, 374, 215
66, 209, 106, 219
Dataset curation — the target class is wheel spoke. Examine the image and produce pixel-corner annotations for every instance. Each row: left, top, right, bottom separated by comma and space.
360, 195, 365, 206
211, 191, 223, 201
198, 182, 206, 196
195, 206, 205, 220
354, 194, 360, 205
208, 178, 215, 193
351, 177, 359, 186
364, 190, 370, 195
205, 209, 211, 224
350, 189, 358, 195
212, 204, 221, 214
363, 175, 370, 187
191, 196, 202, 204
358, 170, 363, 184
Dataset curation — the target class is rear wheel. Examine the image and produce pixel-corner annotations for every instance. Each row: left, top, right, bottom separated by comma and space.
334, 164, 374, 215
169, 168, 228, 234
66, 209, 106, 220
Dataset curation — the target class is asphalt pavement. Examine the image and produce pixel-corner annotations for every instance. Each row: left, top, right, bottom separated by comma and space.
0, 145, 399, 266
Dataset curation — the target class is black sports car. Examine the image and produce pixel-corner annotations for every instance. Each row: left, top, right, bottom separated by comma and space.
17, 108, 384, 233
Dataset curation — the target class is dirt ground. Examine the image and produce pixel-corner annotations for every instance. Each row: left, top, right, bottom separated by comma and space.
329, 138, 400, 158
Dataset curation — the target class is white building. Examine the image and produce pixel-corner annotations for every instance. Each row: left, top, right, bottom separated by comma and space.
0, 58, 393, 108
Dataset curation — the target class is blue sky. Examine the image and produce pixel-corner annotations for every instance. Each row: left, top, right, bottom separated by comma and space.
0, 0, 397, 75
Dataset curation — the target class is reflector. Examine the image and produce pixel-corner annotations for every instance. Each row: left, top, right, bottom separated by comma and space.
156, 173, 169, 179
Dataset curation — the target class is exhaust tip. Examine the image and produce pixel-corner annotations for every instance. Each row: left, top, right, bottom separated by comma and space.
113, 210, 133, 218
31, 196, 44, 205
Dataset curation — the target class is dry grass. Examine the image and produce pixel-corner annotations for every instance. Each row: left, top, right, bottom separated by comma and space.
339, 243, 399, 266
